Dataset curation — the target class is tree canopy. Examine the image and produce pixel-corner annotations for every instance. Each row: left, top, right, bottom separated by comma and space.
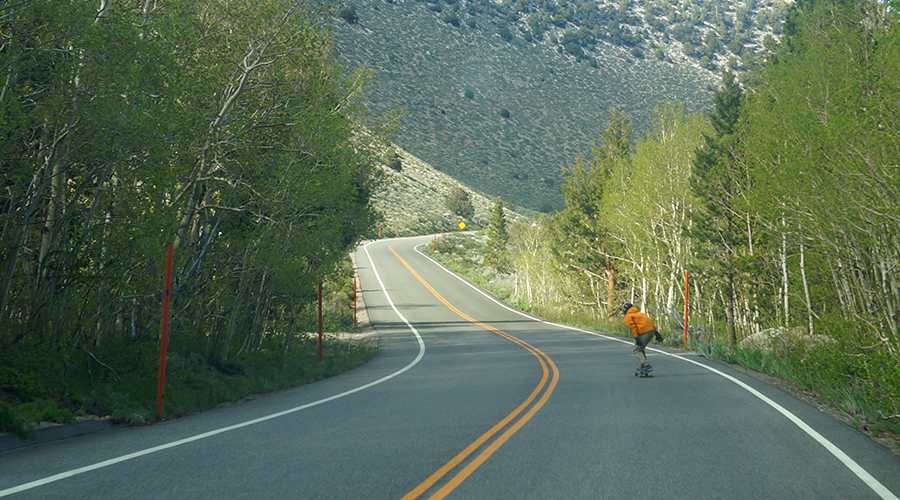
0, 0, 386, 411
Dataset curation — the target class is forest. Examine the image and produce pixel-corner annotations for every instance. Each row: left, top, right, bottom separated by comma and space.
438, 0, 900, 434
0, 1, 389, 427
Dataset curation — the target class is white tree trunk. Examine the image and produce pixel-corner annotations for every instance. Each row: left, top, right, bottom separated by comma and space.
800, 237, 813, 335
781, 217, 789, 325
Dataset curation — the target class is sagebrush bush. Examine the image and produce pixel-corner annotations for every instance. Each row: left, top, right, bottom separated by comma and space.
382, 147, 402, 171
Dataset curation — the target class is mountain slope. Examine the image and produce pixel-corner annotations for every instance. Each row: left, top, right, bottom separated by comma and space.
372, 146, 532, 238
334, 0, 785, 210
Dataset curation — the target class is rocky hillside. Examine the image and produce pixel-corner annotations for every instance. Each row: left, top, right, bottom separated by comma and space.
372, 145, 533, 238
334, 0, 787, 211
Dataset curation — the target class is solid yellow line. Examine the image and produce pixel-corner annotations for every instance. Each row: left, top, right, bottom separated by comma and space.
389, 244, 559, 500
428, 359, 559, 500
399, 358, 548, 500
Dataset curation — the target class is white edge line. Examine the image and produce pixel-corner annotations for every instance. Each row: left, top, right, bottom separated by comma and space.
0, 240, 426, 498
415, 241, 899, 500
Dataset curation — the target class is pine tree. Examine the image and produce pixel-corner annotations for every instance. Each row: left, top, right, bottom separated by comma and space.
590, 107, 634, 181
552, 109, 633, 312
691, 72, 746, 347
484, 198, 509, 271
445, 186, 475, 219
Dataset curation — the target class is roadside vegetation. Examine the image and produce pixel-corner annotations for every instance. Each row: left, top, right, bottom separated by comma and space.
434, 226, 900, 446
0, 2, 383, 435
432, 0, 900, 445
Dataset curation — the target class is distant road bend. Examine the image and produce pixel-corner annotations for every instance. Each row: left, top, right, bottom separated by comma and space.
1, 235, 898, 499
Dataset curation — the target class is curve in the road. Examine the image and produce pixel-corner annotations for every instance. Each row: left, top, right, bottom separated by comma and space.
389, 243, 560, 500
414, 243, 899, 500
0, 240, 425, 498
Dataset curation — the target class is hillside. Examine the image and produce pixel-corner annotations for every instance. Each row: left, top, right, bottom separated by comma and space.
334, 0, 787, 211
372, 146, 533, 238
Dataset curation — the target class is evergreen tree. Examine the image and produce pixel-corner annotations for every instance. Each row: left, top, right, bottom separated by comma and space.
552, 109, 633, 312
590, 108, 634, 181
691, 72, 746, 347
445, 186, 475, 218
484, 198, 510, 271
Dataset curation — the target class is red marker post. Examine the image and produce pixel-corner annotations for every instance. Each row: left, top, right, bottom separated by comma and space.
317, 282, 323, 363
156, 244, 174, 421
683, 271, 689, 349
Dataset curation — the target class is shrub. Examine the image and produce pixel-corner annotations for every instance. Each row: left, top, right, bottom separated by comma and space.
445, 186, 474, 218
564, 42, 584, 58
14, 399, 74, 425
499, 108, 510, 119
442, 12, 460, 26
464, 88, 474, 99
0, 402, 27, 439
381, 147, 402, 171
339, 5, 359, 24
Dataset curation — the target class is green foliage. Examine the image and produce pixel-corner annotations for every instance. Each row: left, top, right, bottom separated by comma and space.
499, 107, 511, 119
498, 0, 900, 435
443, 12, 461, 26
382, 147, 402, 171
445, 186, 475, 218
604, 103, 707, 325
12, 399, 74, 426
416, 0, 900, 440
464, 88, 475, 99
339, 5, 359, 24
483, 198, 510, 271
551, 108, 635, 311
591, 108, 634, 176
0, 0, 385, 424
0, 402, 27, 439
691, 72, 747, 345
691, 72, 745, 240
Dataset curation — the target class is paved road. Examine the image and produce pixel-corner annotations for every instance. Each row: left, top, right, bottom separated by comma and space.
1, 235, 899, 499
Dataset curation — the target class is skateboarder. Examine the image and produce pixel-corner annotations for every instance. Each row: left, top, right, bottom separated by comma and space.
623, 303, 663, 376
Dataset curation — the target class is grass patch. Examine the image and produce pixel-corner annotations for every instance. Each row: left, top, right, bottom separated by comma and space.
693, 338, 900, 439
66, 338, 378, 424
0, 255, 377, 432
0, 402, 28, 439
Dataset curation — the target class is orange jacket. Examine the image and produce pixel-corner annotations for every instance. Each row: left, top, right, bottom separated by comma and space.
624, 306, 656, 337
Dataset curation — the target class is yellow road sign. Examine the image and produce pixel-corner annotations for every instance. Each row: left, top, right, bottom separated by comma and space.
458, 222, 466, 230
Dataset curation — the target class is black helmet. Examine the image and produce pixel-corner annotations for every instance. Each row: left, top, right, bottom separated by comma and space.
622, 302, 633, 314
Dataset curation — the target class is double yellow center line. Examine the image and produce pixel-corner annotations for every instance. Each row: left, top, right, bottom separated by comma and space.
389, 244, 560, 500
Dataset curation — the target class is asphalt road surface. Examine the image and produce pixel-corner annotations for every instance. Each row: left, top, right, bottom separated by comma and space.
1, 235, 899, 499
